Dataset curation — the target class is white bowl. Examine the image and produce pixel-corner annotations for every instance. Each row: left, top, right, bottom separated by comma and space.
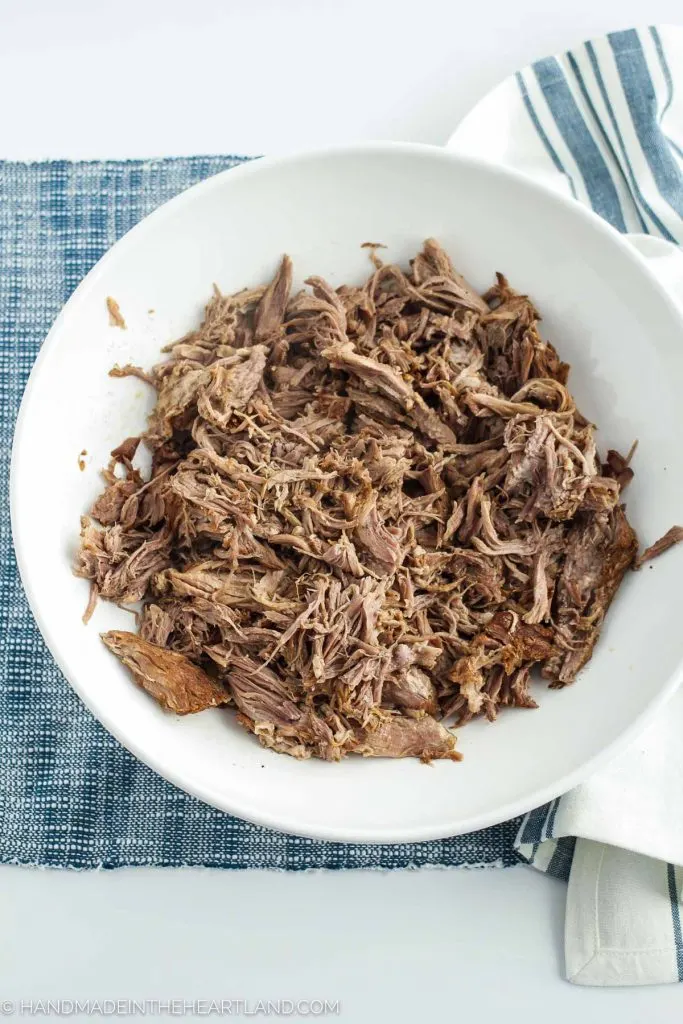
11, 143, 683, 843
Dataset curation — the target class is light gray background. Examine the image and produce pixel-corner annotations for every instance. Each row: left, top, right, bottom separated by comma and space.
3, 0, 683, 1018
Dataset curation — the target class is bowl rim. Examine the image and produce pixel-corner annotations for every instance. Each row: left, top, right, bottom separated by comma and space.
11, 140, 683, 843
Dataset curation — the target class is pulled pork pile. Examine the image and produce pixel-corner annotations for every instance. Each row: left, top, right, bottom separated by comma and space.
77, 240, 675, 762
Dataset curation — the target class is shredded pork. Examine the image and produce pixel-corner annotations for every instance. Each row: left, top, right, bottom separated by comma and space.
76, 240, 682, 762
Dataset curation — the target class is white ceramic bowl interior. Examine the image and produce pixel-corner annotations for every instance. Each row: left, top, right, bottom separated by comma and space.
11, 144, 683, 842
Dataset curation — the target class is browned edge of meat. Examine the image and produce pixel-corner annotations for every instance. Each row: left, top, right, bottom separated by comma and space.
101, 630, 231, 714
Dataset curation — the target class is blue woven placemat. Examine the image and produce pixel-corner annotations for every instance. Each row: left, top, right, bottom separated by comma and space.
0, 156, 520, 869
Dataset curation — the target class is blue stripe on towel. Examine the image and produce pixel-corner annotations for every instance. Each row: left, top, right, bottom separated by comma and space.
518, 802, 553, 845
667, 863, 683, 981
648, 26, 683, 162
515, 72, 577, 198
544, 796, 560, 839
547, 836, 576, 881
532, 56, 627, 230
609, 29, 683, 220
585, 39, 676, 241
566, 51, 649, 233
650, 26, 674, 121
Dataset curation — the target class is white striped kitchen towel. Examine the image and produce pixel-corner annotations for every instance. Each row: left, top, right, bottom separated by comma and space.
449, 24, 683, 987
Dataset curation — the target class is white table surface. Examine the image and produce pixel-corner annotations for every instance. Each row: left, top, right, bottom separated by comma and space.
3, 0, 683, 1017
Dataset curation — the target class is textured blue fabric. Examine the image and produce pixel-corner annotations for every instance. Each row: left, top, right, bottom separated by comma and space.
1, 156, 521, 869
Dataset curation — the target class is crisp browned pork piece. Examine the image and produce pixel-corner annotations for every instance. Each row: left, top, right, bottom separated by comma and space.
102, 631, 231, 714
355, 715, 461, 761
78, 239, 680, 763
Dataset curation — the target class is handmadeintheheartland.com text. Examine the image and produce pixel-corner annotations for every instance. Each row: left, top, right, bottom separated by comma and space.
0, 1000, 341, 1017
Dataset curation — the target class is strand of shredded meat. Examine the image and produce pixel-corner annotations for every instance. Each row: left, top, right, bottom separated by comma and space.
76, 240, 682, 762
